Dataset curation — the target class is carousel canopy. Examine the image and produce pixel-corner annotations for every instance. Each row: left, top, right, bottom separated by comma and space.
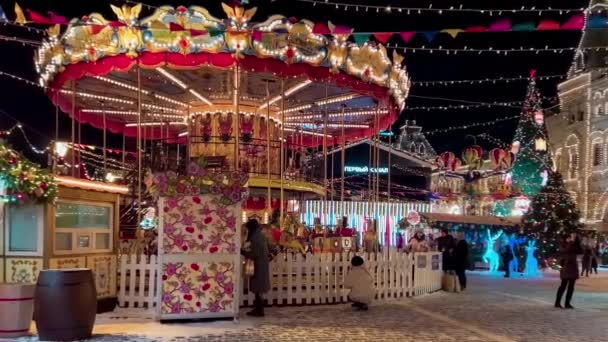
35, 3, 410, 142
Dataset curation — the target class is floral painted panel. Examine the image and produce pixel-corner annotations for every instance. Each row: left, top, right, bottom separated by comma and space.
162, 195, 239, 254
161, 261, 235, 315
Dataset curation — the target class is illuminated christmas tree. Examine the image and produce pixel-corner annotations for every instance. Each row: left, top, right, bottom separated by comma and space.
510, 70, 552, 197
521, 171, 583, 259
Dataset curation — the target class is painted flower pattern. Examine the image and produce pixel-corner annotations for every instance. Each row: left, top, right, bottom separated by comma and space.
162, 195, 239, 254
161, 261, 235, 315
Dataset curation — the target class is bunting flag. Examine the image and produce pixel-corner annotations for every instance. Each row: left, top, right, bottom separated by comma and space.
27, 9, 53, 24
14, 3, 26, 25
90, 24, 106, 35
421, 31, 438, 43
353, 34, 371, 47
189, 29, 207, 37
465, 26, 486, 32
512, 22, 536, 31
489, 18, 511, 31
399, 31, 416, 43
587, 15, 608, 29
440, 29, 463, 38
562, 14, 584, 30
48, 12, 68, 25
312, 22, 330, 34
169, 22, 185, 31
373, 32, 392, 44
537, 19, 561, 30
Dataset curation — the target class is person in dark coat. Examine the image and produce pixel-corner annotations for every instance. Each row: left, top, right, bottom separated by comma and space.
501, 245, 514, 278
241, 219, 270, 317
555, 233, 583, 309
452, 232, 469, 290
591, 245, 599, 274
581, 246, 592, 277
437, 229, 455, 272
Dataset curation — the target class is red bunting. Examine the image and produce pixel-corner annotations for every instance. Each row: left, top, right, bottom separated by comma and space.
312, 22, 330, 34
190, 29, 207, 37
170, 22, 185, 32
561, 14, 584, 30
488, 18, 511, 32
537, 19, 560, 30
27, 10, 53, 24
251, 31, 263, 42
465, 26, 486, 32
108, 21, 125, 28
90, 25, 105, 35
373, 32, 393, 44
48, 12, 68, 25
399, 32, 415, 43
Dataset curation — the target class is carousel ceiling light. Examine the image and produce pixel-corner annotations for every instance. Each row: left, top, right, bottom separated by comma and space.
94, 76, 150, 95
59, 90, 134, 105
81, 109, 139, 116
142, 103, 185, 115
284, 127, 331, 137
315, 94, 358, 106
280, 104, 313, 114
153, 93, 188, 107
157, 68, 188, 89
124, 122, 186, 127
189, 89, 213, 106
259, 79, 313, 110
178, 131, 189, 137
286, 123, 370, 128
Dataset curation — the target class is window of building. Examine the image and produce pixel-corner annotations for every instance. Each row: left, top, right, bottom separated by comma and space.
554, 153, 562, 172
593, 143, 603, 166
54, 200, 113, 254
6, 204, 44, 256
569, 152, 579, 179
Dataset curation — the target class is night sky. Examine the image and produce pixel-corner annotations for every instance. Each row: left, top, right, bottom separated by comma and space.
0, 0, 587, 165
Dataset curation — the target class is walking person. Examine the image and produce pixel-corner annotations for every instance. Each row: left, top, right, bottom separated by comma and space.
555, 233, 583, 309
581, 246, 591, 277
591, 244, 599, 275
453, 232, 469, 290
241, 219, 271, 317
501, 245, 514, 278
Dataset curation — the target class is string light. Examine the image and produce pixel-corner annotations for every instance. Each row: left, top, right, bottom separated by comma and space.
285, 123, 369, 128
423, 115, 519, 136
413, 74, 565, 87
156, 68, 188, 89
298, 0, 585, 15
59, 90, 134, 105
124, 122, 186, 127
390, 45, 606, 55
286, 109, 390, 121
188, 89, 213, 106
407, 101, 524, 111
259, 79, 313, 110
93, 76, 150, 95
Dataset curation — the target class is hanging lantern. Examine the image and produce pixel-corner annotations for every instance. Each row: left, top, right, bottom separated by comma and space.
535, 137, 547, 151
534, 110, 544, 125
489, 148, 507, 170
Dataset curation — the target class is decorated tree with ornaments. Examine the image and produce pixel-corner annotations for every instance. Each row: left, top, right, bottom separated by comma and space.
510, 70, 552, 197
521, 171, 582, 259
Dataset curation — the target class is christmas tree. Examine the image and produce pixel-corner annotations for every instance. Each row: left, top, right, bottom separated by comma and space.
510, 70, 552, 197
521, 171, 583, 259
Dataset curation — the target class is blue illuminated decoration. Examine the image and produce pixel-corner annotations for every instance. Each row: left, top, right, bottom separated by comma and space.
483, 229, 503, 272
507, 233, 526, 273
345, 166, 389, 174
379, 130, 394, 136
523, 239, 539, 277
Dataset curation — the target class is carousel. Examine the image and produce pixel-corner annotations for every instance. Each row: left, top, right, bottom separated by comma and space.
34, 2, 411, 320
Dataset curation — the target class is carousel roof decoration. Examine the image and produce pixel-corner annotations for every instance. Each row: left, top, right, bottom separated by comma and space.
34, 3, 410, 143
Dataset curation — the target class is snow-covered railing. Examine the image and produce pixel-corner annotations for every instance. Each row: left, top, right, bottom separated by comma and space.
117, 251, 442, 308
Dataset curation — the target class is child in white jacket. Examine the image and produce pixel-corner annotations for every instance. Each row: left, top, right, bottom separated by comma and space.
343, 256, 375, 310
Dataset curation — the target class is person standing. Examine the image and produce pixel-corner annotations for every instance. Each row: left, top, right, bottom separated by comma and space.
591, 244, 599, 275
437, 229, 455, 272
501, 245, 514, 278
555, 233, 583, 309
453, 232, 469, 290
241, 219, 271, 317
581, 246, 592, 277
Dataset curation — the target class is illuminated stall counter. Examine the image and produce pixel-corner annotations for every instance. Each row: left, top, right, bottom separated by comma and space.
0, 176, 127, 310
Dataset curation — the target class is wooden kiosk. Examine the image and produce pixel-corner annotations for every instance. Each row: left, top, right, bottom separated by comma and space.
1, 175, 127, 309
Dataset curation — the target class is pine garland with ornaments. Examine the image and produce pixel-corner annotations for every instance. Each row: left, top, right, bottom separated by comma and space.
0, 142, 56, 204
521, 171, 582, 259
510, 70, 552, 197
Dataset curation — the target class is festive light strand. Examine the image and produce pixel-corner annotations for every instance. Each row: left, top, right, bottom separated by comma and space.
299, 0, 585, 15
423, 115, 519, 136
413, 74, 565, 86
407, 101, 523, 111
389, 45, 606, 55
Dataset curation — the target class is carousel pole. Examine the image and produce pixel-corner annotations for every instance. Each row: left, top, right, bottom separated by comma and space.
186, 106, 191, 164
265, 81, 271, 223
53, 92, 59, 173
280, 79, 285, 225
323, 83, 328, 225
330, 138, 334, 202
388, 127, 392, 202
375, 104, 380, 204
121, 134, 126, 165
137, 65, 143, 226
234, 65, 241, 171
102, 101, 107, 177
70, 81, 76, 177
340, 105, 345, 204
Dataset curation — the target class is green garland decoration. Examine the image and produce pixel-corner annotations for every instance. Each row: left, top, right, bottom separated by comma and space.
0, 143, 57, 204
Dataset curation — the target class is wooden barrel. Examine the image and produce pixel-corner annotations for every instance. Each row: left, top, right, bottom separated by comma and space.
0, 283, 35, 338
35, 269, 97, 341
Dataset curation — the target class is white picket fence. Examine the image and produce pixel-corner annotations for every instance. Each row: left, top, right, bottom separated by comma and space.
117, 251, 442, 308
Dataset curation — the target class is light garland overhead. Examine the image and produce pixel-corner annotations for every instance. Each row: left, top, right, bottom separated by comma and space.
423, 116, 520, 136
390, 45, 606, 55
300, 0, 584, 15
407, 101, 523, 111
413, 74, 566, 87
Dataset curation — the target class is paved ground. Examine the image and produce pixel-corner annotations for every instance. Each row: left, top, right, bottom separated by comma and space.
9, 270, 608, 342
